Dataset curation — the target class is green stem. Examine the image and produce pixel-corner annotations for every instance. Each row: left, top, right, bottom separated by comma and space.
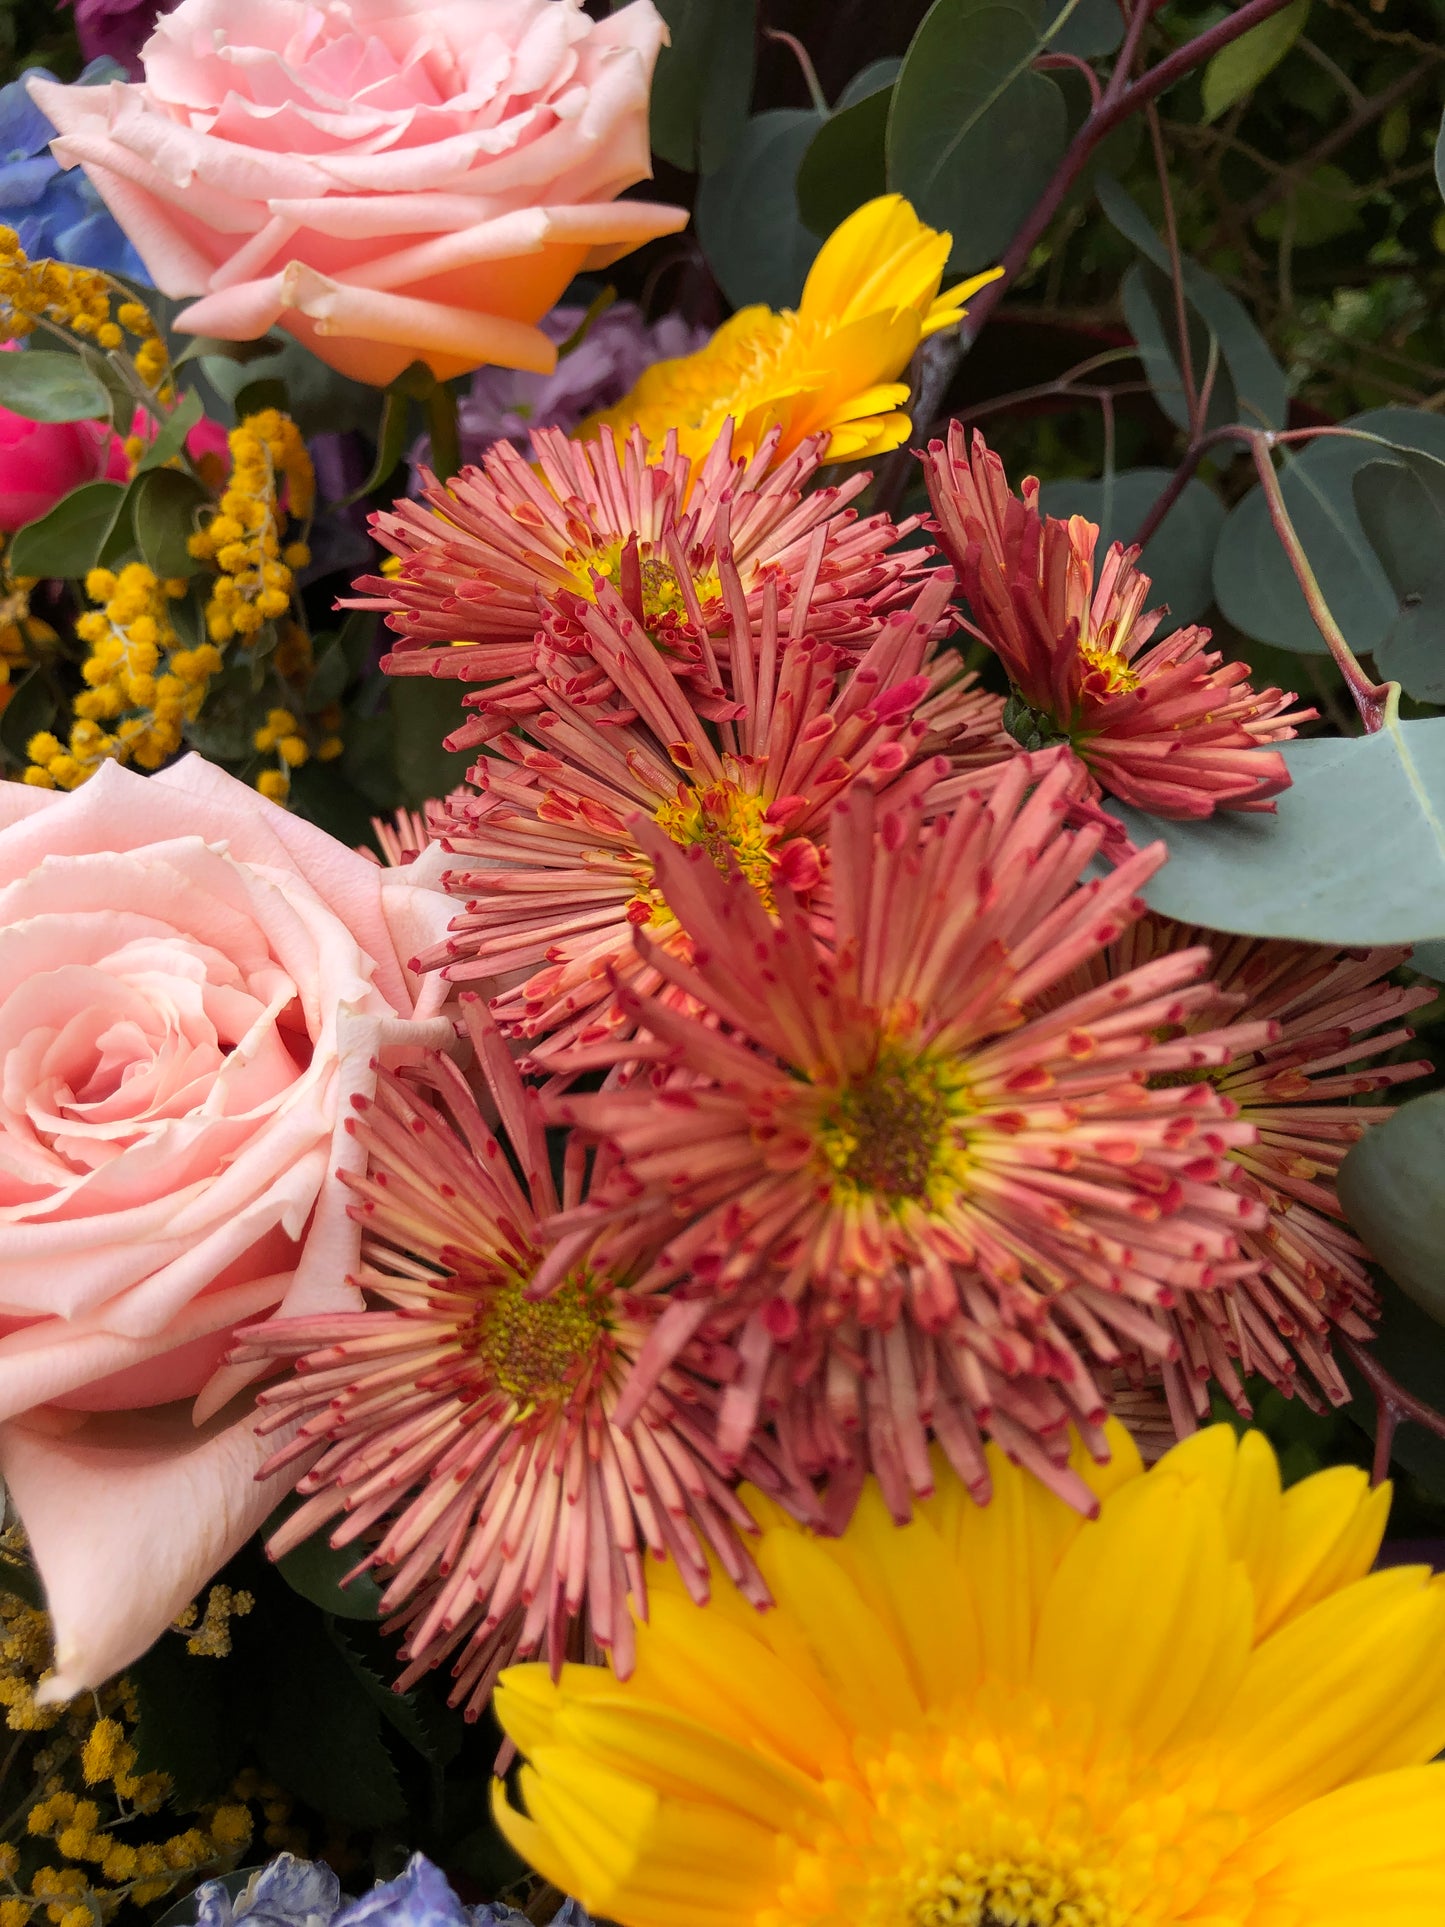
426, 380, 462, 485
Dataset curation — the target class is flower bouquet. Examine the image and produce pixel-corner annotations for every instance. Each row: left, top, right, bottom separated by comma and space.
3, 0, 1445, 1922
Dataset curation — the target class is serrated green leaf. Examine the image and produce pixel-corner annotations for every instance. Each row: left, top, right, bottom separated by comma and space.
1105, 699, 1445, 945
1212, 407, 1445, 655
1202, 0, 1309, 122
8, 480, 128, 578
1339, 1090, 1445, 1326
275, 1526, 383, 1622
644, 0, 756, 175
253, 1608, 406, 1827
1037, 468, 1225, 626
797, 85, 893, 238
1352, 453, 1445, 703
0, 349, 111, 423
130, 1632, 243, 1807
887, 0, 1069, 272
132, 467, 211, 578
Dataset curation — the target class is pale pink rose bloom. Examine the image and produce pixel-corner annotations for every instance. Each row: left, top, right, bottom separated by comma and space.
0, 755, 455, 1696
27, 0, 686, 388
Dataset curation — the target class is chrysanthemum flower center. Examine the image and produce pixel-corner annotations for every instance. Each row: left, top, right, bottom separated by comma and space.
571, 540, 721, 631
1077, 638, 1140, 695
817, 1048, 969, 1206
463, 1270, 610, 1408
653, 779, 779, 906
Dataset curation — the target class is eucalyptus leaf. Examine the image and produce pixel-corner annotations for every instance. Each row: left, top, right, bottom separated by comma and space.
1338, 1090, 1445, 1326
1104, 702, 1445, 945
233, 376, 290, 420
132, 467, 211, 578
1201, 0, 1309, 122
838, 58, 903, 108
391, 676, 475, 808
331, 376, 416, 508
172, 332, 286, 369
1037, 468, 1225, 626
1101, 177, 1286, 433
1436, 105, 1445, 203
0, 348, 110, 423
1352, 452, 1445, 702
887, 0, 1069, 271
645, 0, 756, 174
797, 85, 892, 238
1212, 407, 1445, 655
1047, 0, 1122, 55
696, 108, 825, 309
8, 480, 127, 578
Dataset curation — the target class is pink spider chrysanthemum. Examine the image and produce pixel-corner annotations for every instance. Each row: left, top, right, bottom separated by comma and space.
1052, 919, 1433, 1430
233, 998, 791, 1718
922, 425, 1313, 819
539, 753, 1276, 1524
352, 421, 937, 747
417, 565, 1009, 1069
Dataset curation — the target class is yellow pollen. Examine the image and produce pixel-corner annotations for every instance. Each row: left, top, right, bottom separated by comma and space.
464, 1271, 609, 1409
1077, 639, 1140, 695
568, 539, 721, 633
652, 779, 779, 907
817, 1047, 970, 1208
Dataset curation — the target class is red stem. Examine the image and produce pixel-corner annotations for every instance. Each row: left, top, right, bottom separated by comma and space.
960, 0, 1304, 344
1342, 1336, 1445, 1487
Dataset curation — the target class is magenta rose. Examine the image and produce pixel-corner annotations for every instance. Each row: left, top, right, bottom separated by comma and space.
0, 755, 455, 1694
0, 345, 119, 533
28, 0, 686, 388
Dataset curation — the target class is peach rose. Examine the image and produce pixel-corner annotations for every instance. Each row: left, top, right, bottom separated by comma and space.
27, 0, 686, 387
0, 755, 455, 1694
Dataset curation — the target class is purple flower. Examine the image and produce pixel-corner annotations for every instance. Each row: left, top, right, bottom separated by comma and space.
63, 0, 175, 79
413, 301, 710, 478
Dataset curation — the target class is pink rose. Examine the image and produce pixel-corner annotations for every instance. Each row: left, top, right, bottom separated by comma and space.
0, 755, 455, 1694
28, 0, 687, 388
0, 347, 117, 533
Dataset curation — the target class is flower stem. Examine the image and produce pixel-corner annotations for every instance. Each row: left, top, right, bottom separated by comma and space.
426, 379, 462, 485
1245, 430, 1391, 732
1342, 1335, 1445, 1487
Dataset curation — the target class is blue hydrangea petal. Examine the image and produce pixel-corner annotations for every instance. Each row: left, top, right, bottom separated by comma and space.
0, 75, 59, 161
237, 1855, 343, 1927
0, 156, 57, 210
331, 1856, 471, 1927
191, 1879, 239, 1927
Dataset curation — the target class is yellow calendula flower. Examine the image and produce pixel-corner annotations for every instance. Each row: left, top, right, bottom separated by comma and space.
495, 1424, 1445, 1927
581, 194, 1001, 468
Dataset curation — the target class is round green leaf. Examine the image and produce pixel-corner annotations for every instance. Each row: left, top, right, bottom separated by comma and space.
1352, 452, 1445, 702
1037, 469, 1225, 627
7, 480, 128, 579
1047, 0, 1121, 56
695, 109, 825, 309
1105, 706, 1445, 945
1212, 407, 1445, 656
1338, 1090, 1445, 1326
887, 0, 1069, 272
647, 0, 757, 175
797, 85, 893, 238
132, 466, 212, 579
0, 349, 111, 423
